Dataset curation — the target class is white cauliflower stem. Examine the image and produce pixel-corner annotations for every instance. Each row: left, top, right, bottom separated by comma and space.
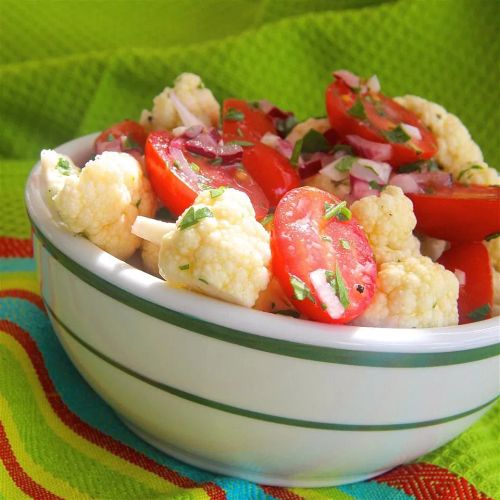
354, 256, 459, 328
140, 73, 220, 131
42, 150, 156, 260
351, 186, 420, 264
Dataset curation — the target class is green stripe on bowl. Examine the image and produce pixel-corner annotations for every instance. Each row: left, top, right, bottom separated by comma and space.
46, 300, 498, 432
31, 220, 500, 368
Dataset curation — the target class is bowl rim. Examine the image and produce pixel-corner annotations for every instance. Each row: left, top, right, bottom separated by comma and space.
25, 133, 500, 366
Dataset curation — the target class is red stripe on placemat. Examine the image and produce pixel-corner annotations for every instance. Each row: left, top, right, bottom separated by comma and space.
261, 486, 305, 499
0, 290, 45, 311
0, 421, 63, 500
0, 237, 33, 258
374, 463, 492, 499
0, 320, 227, 500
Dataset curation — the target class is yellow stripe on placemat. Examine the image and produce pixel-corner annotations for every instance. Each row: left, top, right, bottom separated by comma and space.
0, 271, 39, 293
0, 464, 32, 500
0, 393, 86, 499
0, 333, 210, 499
291, 487, 354, 499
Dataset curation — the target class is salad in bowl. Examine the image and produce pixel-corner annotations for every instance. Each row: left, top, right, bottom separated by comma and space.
39, 70, 500, 329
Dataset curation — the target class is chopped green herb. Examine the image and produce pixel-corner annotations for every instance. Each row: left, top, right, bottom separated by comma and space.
290, 275, 315, 303
189, 162, 200, 172
155, 206, 175, 221
332, 144, 353, 155
321, 235, 333, 242
457, 164, 483, 181
276, 115, 298, 137
227, 140, 254, 147
398, 162, 422, 173
198, 182, 211, 190
325, 268, 350, 309
368, 180, 384, 191
485, 232, 500, 241
427, 159, 439, 171
179, 264, 190, 271
467, 304, 491, 322
382, 124, 411, 143
324, 201, 352, 222
198, 277, 209, 285
178, 206, 214, 230
424, 186, 435, 194
340, 239, 350, 249
123, 135, 140, 149
320, 303, 327, 311
106, 133, 115, 142
290, 138, 303, 167
210, 157, 223, 166
172, 160, 181, 169
56, 158, 71, 176
271, 302, 276, 310
301, 129, 330, 153
260, 213, 274, 227
274, 309, 300, 318
135, 198, 141, 208
347, 98, 366, 119
236, 127, 244, 137
334, 155, 356, 172
224, 108, 245, 121
209, 186, 226, 198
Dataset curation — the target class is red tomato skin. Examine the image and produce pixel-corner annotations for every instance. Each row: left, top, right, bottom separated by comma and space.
222, 99, 276, 142
271, 187, 377, 324
438, 242, 493, 324
408, 184, 500, 242
242, 143, 300, 207
95, 120, 148, 152
325, 79, 438, 167
145, 131, 270, 218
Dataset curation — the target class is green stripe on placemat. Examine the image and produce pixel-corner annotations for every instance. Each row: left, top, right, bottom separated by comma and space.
32, 220, 500, 368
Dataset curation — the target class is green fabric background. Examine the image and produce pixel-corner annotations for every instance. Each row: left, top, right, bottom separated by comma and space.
1, 0, 499, 497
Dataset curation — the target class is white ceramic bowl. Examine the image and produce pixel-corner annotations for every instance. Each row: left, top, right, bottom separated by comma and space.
25, 134, 500, 487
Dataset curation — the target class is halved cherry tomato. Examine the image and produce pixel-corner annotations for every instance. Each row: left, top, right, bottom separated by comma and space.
222, 99, 276, 142
271, 187, 376, 324
325, 77, 438, 167
438, 242, 493, 324
408, 184, 500, 242
145, 131, 269, 218
95, 120, 147, 155
242, 143, 300, 206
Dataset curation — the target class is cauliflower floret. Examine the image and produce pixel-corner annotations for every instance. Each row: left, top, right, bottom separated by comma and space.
141, 241, 161, 276
286, 117, 330, 145
42, 150, 156, 260
350, 186, 420, 264
354, 256, 459, 328
302, 173, 350, 199
394, 95, 499, 185
419, 235, 449, 262
486, 237, 500, 272
140, 73, 220, 131
254, 277, 297, 315
492, 270, 500, 317
158, 188, 271, 307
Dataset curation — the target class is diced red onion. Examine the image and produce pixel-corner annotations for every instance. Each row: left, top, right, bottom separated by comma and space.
170, 91, 205, 128
389, 174, 423, 193
208, 127, 222, 145
333, 70, 360, 89
261, 132, 280, 149
400, 122, 422, 141
454, 269, 466, 286
261, 132, 294, 159
366, 75, 380, 93
169, 146, 200, 184
185, 133, 219, 158
309, 269, 345, 319
349, 177, 381, 202
411, 171, 452, 187
350, 159, 392, 184
218, 143, 243, 165
346, 135, 392, 162
323, 128, 339, 145
300, 158, 323, 179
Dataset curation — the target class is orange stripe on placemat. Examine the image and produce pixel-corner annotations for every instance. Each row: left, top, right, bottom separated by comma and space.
0, 237, 33, 258
0, 421, 62, 500
0, 320, 227, 500
0, 290, 45, 311
261, 486, 305, 499
374, 463, 492, 499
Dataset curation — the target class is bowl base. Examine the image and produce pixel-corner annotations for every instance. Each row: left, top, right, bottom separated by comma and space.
120, 416, 393, 487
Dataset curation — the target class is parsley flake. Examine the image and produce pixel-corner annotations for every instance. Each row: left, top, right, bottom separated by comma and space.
301, 129, 330, 153
368, 180, 384, 191
236, 127, 244, 137
190, 162, 200, 172
290, 138, 303, 167
382, 124, 411, 143
56, 158, 71, 176
209, 186, 226, 198
340, 239, 350, 249
290, 275, 315, 303
325, 268, 350, 309
224, 108, 245, 121
178, 206, 214, 230
135, 198, 141, 208
179, 264, 190, 271
457, 164, 483, 181
324, 201, 352, 222
485, 232, 500, 241
123, 135, 140, 149
467, 304, 491, 322
106, 133, 115, 142
260, 213, 274, 227
398, 162, 422, 174
198, 277, 209, 285
321, 235, 333, 242
227, 140, 254, 147
332, 144, 353, 155
334, 155, 356, 172
274, 309, 300, 318
347, 98, 366, 119
210, 157, 223, 166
